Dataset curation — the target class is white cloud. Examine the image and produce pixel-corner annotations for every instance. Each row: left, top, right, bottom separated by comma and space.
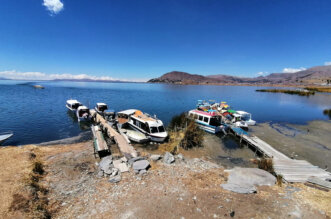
0, 70, 147, 82
257, 72, 267, 76
282, 67, 306, 73
43, 0, 64, 14
324, 61, 331, 66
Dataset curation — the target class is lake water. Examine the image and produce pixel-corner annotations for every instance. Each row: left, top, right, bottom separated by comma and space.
0, 80, 330, 146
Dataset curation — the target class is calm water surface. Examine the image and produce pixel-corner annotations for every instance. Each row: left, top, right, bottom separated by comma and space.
0, 80, 330, 145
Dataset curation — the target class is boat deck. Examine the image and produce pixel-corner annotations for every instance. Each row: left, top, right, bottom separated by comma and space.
91, 110, 138, 159
230, 126, 331, 183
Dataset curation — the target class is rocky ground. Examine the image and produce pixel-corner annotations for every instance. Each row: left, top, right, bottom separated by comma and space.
1, 140, 330, 219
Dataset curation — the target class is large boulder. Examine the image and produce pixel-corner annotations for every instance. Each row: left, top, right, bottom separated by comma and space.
132, 160, 150, 172
221, 168, 276, 194
99, 156, 113, 171
150, 154, 161, 161
163, 152, 175, 164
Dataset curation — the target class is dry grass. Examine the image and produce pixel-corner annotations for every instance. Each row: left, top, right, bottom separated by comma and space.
0, 145, 35, 218
258, 158, 274, 174
305, 87, 331, 93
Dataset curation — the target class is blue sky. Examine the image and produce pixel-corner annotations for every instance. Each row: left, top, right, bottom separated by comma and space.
0, 0, 331, 81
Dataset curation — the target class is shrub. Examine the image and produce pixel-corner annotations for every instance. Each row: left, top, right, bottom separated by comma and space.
258, 158, 274, 173
179, 120, 204, 150
167, 112, 189, 131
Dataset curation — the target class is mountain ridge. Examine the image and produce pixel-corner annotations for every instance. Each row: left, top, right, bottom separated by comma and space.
148, 65, 331, 85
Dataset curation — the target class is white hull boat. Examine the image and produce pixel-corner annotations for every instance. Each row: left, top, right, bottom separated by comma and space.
66, 99, 82, 113
117, 123, 149, 143
0, 131, 13, 145
236, 111, 256, 126
76, 106, 91, 122
117, 109, 168, 143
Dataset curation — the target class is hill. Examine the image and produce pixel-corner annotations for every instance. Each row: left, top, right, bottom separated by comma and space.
148, 66, 331, 86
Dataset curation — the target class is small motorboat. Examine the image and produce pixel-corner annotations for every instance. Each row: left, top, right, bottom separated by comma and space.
76, 106, 91, 122
117, 122, 149, 143
95, 103, 115, 120
0, 131, 13, 145
236, 111, 256, 126
117, 109, 168, 143
66, 99, 82, 113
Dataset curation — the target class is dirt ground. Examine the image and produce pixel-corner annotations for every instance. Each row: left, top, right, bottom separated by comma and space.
0, 141, 330, 219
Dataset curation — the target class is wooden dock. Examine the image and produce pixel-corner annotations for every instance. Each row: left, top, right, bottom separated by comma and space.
91, 110, 138, 159
230, 126, 331, 183
91, 125, 109, 156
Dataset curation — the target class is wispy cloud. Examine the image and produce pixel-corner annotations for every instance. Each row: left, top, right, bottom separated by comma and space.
43, 0, 64, 14
257, 72, 267, 76
0, 70, 146, 82
324, 61, 331, 66
282, 67, 306, 73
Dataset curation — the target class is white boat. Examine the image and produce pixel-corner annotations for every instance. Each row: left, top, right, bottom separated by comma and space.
0, 131, 13, 145
188, 110, 224, 134
76, 106, 91, 122
66, 99, 82, 113
117, 122, 149, 143
231, 113, 248, 129
95, 103, 115, 120
236, 111, 256, 126
117, 109, 168, 143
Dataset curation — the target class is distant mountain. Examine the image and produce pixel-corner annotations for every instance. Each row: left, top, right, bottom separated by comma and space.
148, 66, 331, 86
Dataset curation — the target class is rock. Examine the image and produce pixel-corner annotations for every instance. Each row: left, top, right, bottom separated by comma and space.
115, 163, 129, 173
111, 168, 119, 176
109, 174, 121, 183
104, 168, 113, 175
221, 167, 276, 194
113, 159, 123, 167
176, 153, 184, 160
128, 157, 145, 165
221, 183, 257, 194
99, 156, 113, 171
97, 170, 104, 178
139, 169, 147, 175
121, 156, 128, 162
163, 152, 175, 164
132, 160, 150, 171
150, 154, 161, 161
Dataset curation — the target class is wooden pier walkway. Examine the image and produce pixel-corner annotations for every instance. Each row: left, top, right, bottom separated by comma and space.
91, 110, 138, 159
230, 126, 331, 183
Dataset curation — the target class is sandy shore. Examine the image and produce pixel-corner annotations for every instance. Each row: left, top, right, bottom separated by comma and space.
250, 120, 331, 169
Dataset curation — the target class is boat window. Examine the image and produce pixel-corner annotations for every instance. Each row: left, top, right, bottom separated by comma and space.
198, 115, 203, 121
203, 117, 209, 123
150, 126, 158, 133
98, 105, 108, 111
158, 126, 165, 132
141, 123, 148, 132
194, 114, 198, 119
210, 117, 221, 126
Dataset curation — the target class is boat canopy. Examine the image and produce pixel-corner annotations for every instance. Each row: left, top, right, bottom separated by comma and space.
228, 109, 236, 114
117, 109, 137, 115
67, 99, 80, 105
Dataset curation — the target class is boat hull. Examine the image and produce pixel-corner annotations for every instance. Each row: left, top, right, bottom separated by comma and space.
128, 123, 167, 143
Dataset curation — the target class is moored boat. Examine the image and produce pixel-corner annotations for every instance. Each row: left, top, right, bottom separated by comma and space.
117, 122, 149, 143
188, 109, 224, 134
117, 109, 168, 143
95, 103, 115, 120
0, 131, 13, 145
66, 99, 82, 113
76, 106, 91, 122
236, 111, 256, 126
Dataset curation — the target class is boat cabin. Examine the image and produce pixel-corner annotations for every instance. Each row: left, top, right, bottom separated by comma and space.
95, 103, 108, 112
117, 109, 168, 142
66, 99, 82, 111
188, 110, 223, 133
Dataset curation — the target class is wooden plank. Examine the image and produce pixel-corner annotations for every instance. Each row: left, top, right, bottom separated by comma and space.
91, 111, 138, 159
